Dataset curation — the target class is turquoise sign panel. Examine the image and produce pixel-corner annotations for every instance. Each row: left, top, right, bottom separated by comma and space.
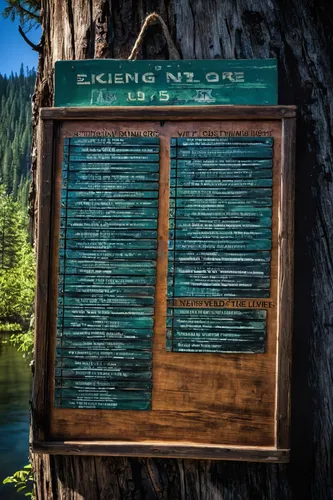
167, 137, 273, 353
166, 309, 266, 353
54, 59, 277, 107
55, 137, 159, 410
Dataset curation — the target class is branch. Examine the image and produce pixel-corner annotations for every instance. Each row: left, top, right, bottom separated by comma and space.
18, 25, 42, 53
17, 4, 41, 22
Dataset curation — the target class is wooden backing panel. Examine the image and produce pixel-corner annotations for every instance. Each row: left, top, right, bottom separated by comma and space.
49, 408, 273, 445
33, 441, 289, 462
40, 105, 296, 121
276, 117, 296, 448
33, 120, 54, 442
44, 119, 281, 448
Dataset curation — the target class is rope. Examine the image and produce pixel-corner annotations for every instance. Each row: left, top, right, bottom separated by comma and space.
128, 12, 180, 60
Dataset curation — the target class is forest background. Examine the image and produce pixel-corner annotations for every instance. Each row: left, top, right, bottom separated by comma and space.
0, 0, 39, 350
0, 66, 36, 344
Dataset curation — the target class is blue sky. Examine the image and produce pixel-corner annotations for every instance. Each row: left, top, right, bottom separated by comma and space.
0, 0, 40, 76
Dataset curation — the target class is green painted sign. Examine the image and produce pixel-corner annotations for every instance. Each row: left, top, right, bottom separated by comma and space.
54, 59, 277, 107
167, 136, 273, 353
166, 308, 266, 353
55, 137, 160, 410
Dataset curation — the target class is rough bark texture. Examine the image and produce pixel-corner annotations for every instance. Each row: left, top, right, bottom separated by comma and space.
32, 1, 333, 498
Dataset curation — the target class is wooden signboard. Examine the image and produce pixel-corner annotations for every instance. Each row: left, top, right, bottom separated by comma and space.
54, 59, 277, 107
33, 105, 295, 462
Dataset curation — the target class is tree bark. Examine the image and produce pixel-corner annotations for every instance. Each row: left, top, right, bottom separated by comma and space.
32, 1, 333, 498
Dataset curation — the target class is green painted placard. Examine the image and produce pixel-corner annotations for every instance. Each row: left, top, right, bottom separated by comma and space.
167, 137, 273, 353
54, 59, 277, 107
55, 136, 160, 410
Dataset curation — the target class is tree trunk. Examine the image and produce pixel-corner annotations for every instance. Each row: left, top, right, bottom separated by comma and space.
31, 1, 333, 498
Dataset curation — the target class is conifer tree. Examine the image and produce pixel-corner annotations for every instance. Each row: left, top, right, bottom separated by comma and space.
0, 66, 36, 203
0, 184, 34, 325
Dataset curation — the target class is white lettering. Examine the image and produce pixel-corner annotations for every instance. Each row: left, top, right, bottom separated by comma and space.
159, 90, 170, 101
206, 72, 219, 82
234, 72, 245, 82
142, 72, 155, 83
127, 91, 146, 101
125, 73, 139, 83
77, 74, 90, 85
166, 72, 182, 83
114, 73, 124, 84
95, 73, 107, 84
183, 72, 194, 82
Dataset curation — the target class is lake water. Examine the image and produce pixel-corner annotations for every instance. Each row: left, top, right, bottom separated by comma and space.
0, 334, 32, 499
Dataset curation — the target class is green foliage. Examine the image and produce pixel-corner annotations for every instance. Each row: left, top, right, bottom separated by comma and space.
0, 185, 35, 327
0, 34, 36, 499
2, 0, 40, 29
0, 65, 36, 208
7, 327, 34, 356
3, 463, 34, 497
0, 321, 22, 331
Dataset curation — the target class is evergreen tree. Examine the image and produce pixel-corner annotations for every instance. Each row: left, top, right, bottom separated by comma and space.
0, 184, 35, 325
0, 66, 36, 204
2, 1, 40, 29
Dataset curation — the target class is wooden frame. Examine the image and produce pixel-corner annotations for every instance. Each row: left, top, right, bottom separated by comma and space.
33, 106, 296, 462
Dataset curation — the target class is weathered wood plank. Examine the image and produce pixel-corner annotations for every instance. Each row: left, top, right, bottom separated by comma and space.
68, 153, 160, 162
170, 218, 272, 229
60, 286, 155, 296
58, 296, 154, 307
171, 229, 272, 239
54, 400, 151, 410
67, 172, 160, 182
63, 229, 157, 240
54, 59, 277, 107
62, 239, 157, 250
55, 379, 152, 389
66, 145, 160, 153
54, 389, 152, 400
276, 118, 296, 448
170, 197, 272, 207
65, 182, 160, 191
174, 251, 271, 263
174, 137, 274, 146
32, 440, 289, 462
41, 104, 296, 120
173, 158, 273, 169
33, 119, 54, 443
59, 306, 155, 316
169, 239, 272, 250
60, 218, 158, 229
170, 168, 272, 179
170, 309, 267, 319
170, 187, 272, 198
64, 189, 159, 198
59, 316, 154, 328
67, 162, 160, 172
170, 178, 273, 188
68, 137, 160, 145
63, 208, 158, 218
56, 330, 153, 340
172, 147, 273, 159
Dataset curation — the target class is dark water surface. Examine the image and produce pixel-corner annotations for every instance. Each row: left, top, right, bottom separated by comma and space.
0, 334, 32, 499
